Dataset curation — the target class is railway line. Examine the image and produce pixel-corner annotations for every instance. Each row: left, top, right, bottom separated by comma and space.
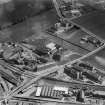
0, 39, 101, 94
46, 30, 91, 52
0, 1, 105, 105
11, 96, 91, 105
4, 45, 105, 101
0, 27, 105, 104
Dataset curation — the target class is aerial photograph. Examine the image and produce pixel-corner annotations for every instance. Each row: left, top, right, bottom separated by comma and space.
0, 0, 105, 105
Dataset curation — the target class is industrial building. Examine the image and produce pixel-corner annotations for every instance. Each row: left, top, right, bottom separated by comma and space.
0, 0, 105, 105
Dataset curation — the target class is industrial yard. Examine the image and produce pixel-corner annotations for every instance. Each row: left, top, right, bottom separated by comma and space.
0, 0, 105, 105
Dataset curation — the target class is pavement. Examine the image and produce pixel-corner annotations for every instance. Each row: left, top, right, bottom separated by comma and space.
0, 8, 93, 56
0, 6, 105, 105
46, 27, 99, 52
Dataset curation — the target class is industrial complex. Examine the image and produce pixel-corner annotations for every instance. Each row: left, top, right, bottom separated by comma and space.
0, 0, 105, 105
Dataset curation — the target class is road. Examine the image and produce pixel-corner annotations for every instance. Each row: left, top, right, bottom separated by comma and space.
4, 44, 105, 100
46, 28, 99, 52
0, 32, 105, 105
0, 8, 105, 105
82, 47, 105, 75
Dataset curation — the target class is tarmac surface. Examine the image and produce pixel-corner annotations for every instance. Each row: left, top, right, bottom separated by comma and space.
0, 7, 100, 61
0, 8, 105, 105
82, 46, 105, 75
0, 8, 93, 56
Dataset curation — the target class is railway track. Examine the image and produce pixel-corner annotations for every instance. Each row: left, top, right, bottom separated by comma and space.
0, 42, 104, 103
66, 43, 105, 67
11, 96, 91, 105
40, 78, 105, 91
46, 30, 91, 52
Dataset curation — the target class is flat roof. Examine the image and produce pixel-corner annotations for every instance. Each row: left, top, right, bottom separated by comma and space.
82, 47, 105, 74
39, 77, 105, 91
71, 10, 105, 41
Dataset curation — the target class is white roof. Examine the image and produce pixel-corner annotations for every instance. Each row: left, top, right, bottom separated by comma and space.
53, 86, 68, 93
94, 91, 105, 95
36, 87, 42, 96
46, 42, 56, 50
71, 10, 80, 13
